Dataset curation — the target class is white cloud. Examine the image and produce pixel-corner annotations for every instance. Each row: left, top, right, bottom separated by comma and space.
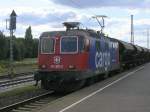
0, 0, 149, 48
51, 0, 150, 9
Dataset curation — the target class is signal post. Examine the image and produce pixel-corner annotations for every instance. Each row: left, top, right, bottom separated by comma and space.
6, 10, 17, 78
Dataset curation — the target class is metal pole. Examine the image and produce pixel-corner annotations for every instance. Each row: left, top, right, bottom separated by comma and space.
9, 29, 14, 78
147, 29, 149, 49
131, 15, 134, 44
7, 10, 17, 78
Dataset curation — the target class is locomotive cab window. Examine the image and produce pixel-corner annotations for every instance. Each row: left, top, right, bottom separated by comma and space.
40, 37, 55, 54
61, 36, 78, 53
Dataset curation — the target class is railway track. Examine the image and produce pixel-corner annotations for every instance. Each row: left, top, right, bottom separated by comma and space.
0, 75, 34, 89
0, 65, 145, 112
0, 71, 35, 80
0, 91, 57, 112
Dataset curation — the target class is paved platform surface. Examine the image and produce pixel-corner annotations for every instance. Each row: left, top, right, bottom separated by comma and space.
37, 63, 150, 112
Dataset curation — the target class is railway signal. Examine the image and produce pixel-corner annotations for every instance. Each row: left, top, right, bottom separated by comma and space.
10, 10, 17, 30
6, 10, 17, 78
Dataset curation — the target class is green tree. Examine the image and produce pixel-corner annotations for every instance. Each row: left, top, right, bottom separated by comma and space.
24, 26, 33, 58
32, 39, 39, 58
14, 38, 26, 60
25, 26, 33, 40
0, 26, 38, 60
0, 32, 9, 60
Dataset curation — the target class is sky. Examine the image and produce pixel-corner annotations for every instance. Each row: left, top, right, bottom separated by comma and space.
0, 0, 150, 47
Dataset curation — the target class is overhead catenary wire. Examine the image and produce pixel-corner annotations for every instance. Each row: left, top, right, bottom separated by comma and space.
69, 0, 109, 33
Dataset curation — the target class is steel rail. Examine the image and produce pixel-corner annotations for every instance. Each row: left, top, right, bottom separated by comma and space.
0, 91, 54, 112
0, 76, 34, 88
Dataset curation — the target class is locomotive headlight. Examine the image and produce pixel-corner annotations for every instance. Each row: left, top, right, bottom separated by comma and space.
69, 65, 76, 69
41, 64, 46, 69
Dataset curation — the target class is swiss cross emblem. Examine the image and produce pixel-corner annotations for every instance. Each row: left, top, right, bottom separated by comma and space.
54, 56, 61, 64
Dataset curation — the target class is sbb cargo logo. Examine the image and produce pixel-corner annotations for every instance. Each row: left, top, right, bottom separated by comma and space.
54, 56, 61, 64
95, 52, 110, 69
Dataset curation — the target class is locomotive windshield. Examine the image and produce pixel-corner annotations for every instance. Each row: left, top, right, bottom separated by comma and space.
61, 37, 78, 53
40, 38, 55, 53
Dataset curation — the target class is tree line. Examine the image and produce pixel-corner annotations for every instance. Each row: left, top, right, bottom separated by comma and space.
0, 26, 39, 61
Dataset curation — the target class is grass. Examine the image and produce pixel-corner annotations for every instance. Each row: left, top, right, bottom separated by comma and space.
14, 58, 37, 66
0, 58, 38, 76
0, 85, 40, 98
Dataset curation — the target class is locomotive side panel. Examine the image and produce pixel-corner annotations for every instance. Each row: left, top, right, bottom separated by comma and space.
89, 36, 120, 75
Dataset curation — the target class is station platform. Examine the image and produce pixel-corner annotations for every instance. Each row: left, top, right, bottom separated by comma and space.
38, 63, 150, 112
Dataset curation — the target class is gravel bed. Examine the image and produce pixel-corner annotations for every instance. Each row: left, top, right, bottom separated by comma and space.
0, 86, 48, 108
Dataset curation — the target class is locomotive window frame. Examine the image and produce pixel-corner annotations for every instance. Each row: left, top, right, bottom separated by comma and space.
78, 37, 85, 53
95, 40, 101, 52
60, 36, 78, 54
40, 37, 55, 54
84, 38, 90, 52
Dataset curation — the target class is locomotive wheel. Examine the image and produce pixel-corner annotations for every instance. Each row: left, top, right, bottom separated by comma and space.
108, 72, 115, 77
103, 72, 109, 79
54, 79, 86, 93
85, 77, 95, 86
41, 79, 49, 90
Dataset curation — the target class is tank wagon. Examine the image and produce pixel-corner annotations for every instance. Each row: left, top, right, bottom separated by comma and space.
34, 22, 150, 92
